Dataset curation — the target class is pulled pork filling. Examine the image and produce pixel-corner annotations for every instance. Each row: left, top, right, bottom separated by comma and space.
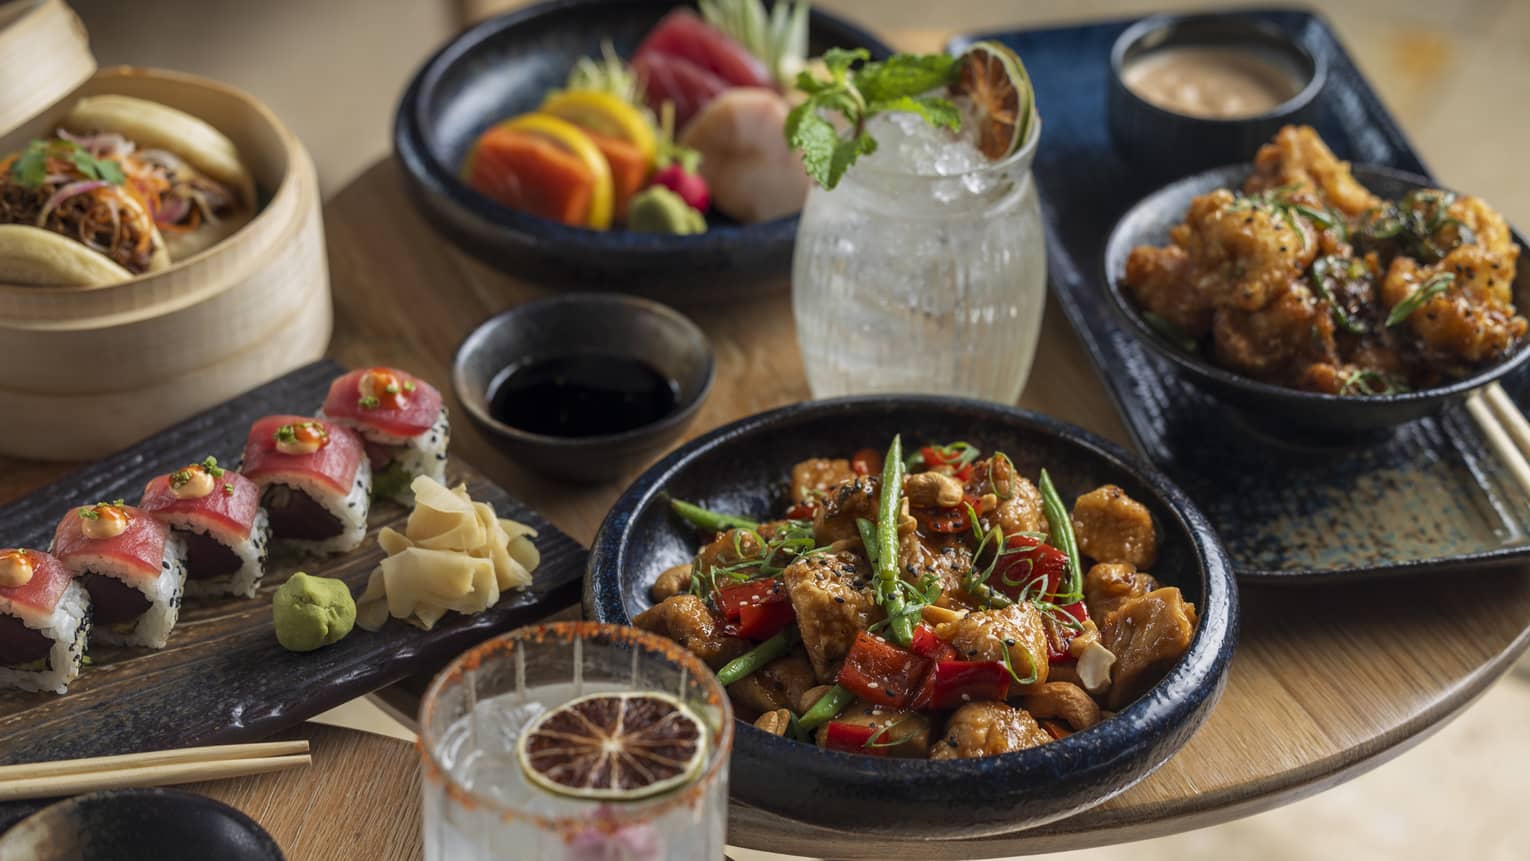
0, 182, 161, 273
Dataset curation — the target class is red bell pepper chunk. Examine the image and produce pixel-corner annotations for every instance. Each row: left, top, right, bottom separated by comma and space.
822, 721, 889, 756
850, 447, 883, 476
954, 463, 975, 483
991, 537, 1071, 600
910, 624, 959, 662
836, 631, 931, 709
912, 659, 1011, 710
715, 579, 794, 641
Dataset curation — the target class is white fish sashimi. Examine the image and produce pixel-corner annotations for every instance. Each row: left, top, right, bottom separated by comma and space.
678, 87, 811, 224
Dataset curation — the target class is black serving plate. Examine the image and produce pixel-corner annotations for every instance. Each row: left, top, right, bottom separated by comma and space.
953, 10, 1530, 581
1103, 163, 1530, 436
586, 397, 1236, 837
0, 361, 586, 774
0, 789, 283, 860
394, 0, 892, 299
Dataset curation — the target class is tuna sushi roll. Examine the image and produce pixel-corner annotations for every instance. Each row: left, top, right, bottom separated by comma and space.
0, 549, 91, 694
242, 416, 372, 555
51, 501, 185, 650
140, 457, 270, 598
319, 367, 448, 503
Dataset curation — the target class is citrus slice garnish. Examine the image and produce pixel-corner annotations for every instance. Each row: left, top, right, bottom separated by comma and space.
951, 40, 1036, 161
516, 692, 707, 801
540, 90, 658, 166
501, 113, 614, 230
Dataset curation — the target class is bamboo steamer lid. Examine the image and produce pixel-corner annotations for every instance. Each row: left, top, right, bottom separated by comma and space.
0, 4, 333, 460
0, 0, 96, 138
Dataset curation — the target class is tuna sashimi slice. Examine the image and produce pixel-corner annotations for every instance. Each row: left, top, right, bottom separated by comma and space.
0, 550, 74, 622
52, 507, 171, 582
633, 52, 730, 130
634, 9, 771, 90
321, 368, 444, 440
140, 470, 262, 540
241, 416, 366, 498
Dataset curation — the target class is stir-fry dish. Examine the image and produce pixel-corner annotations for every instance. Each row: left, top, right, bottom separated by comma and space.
634, 437, 1197, 760
1123, 125, 1525, 396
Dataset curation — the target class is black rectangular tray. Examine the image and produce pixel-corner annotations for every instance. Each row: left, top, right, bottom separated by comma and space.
0, 360, 586, 776
953, 9, 1530, 580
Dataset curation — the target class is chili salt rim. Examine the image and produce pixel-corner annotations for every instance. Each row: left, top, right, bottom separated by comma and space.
417, 620, 734, 838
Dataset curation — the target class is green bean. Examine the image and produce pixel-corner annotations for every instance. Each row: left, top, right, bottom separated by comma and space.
669, 498, 758, 533
855, 517, 878, 567
716, 627, 798, 686
1037, 469, 1082, 599
876, 435, 912, 647
797, 684, 854, 730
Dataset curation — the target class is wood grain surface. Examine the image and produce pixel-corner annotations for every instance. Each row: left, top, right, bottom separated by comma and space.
0, 54, 1527, 861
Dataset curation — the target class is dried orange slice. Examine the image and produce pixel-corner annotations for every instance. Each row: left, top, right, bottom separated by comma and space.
951, 41, 1036, 161
516, 692, 707, 800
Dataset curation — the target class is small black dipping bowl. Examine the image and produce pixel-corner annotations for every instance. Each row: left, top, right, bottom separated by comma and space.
0, 789, 284, 860
1104, 163, 1530, 439
1108, 13, 1324, 177
395, 0, 892, 299
453, 293, 713, 482
586, 397, 1237, 837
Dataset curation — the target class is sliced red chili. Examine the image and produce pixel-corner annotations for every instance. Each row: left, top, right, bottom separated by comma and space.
822, 721, 888, 756
836, 631, 931, 709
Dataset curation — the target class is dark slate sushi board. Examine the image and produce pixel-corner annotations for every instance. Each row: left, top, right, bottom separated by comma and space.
0, 360, 586, 776
952, 11, 1530, 581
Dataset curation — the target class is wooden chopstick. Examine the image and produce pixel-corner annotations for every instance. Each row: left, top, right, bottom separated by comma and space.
0, 740, 311, 802
1465, 384, 1530, 500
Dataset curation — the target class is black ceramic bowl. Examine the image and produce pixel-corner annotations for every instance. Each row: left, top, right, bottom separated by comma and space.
395, 0, 892, 299
586, 397, 1237, 837
453, 293, 713, 482
0, 789, 283, 860
1104, 164, 1530, 438
1108, 13, 1324, 178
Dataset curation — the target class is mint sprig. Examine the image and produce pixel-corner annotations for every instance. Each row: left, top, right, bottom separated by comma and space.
785, 49, 961, 189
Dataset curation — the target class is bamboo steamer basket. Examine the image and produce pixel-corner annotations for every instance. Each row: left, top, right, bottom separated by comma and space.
0, 0, 330, 460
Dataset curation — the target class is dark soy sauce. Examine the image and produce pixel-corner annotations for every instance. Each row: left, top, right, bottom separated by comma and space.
489, 355, 680, 437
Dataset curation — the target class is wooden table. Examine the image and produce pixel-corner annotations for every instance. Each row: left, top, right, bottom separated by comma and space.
4, 154, 1526, 860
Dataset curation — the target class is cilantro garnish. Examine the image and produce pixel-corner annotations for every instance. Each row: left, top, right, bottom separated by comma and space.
7, 140, 124, 189
785, 49, 961, 189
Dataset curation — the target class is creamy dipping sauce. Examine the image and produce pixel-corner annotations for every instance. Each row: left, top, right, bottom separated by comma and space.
1123, 46, 1301, 119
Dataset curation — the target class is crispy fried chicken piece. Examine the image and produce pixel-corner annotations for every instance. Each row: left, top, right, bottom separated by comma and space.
1072, 485, 1158, 569
1245, 125, 1381, 217
631, 595, 749, 670
1383, 244, 1526, 366
931, 701, 1052, 760
781, 550, 883, 681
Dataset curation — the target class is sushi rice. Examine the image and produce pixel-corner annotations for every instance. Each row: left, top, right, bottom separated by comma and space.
321, 406, 449, 504
66, 534, 186, 650
168, 508, 271, 599
267, 459, 373, 555
0, 580, 91, 695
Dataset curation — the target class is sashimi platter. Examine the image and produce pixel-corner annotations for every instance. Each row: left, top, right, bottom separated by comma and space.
0, 361, 586, 764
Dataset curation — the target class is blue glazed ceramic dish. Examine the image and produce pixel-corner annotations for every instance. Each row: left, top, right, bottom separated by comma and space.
586, 397, 1237, 837
951, 11, 1530, 581
0, 789, 283, 860
394, 0, 892, 298
1103, 163, 1530, 438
